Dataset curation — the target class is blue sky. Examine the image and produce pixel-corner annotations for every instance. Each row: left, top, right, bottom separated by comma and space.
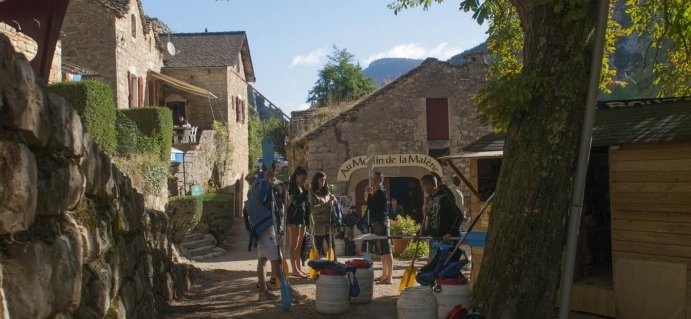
143, 0, 488, 114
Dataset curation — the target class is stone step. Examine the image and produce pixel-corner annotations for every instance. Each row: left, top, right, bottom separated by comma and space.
181, 237, 216, 251
184, 233, 205, 242
193, 250, 225, 261
188, 244, 216, 257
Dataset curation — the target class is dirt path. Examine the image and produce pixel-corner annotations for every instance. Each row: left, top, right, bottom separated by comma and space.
163, 223, 611, 319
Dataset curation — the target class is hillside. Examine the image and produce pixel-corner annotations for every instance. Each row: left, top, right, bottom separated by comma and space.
447, 42, 488, 65
363, 58, 424, 85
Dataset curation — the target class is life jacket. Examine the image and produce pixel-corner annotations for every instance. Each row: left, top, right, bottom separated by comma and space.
244, 179, 275, 248
416, 243, 469, 287
331, 202, 344, 228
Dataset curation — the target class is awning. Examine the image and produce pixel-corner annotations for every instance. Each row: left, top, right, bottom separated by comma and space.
437, 151, 504, 160
148, 71, 218, 99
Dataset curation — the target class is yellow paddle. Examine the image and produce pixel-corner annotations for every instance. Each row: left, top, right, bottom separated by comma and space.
326, 229, 335, 261
399, 216, 427, 294
308, 214, 320, 279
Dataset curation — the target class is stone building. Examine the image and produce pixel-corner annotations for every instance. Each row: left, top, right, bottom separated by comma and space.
288, 57, 492, 219
61, 0, 165, 109
160, 31, 255, 199
0, 22, 62, 83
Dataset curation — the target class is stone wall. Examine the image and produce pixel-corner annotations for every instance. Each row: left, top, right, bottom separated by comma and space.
0, 22, 61, 83
291, 58, 492, 199
162, 66, 249, 194
62, 0, 163, 109
225, 66, 250, 188
113, 0, 163, 108
62, 0, 118, 92
0, 34, 191, 319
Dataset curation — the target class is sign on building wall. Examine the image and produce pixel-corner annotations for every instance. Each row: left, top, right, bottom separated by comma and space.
336, 154, 444, 181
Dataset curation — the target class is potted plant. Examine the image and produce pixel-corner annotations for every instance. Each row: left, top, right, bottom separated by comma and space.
389, 215, 421, 256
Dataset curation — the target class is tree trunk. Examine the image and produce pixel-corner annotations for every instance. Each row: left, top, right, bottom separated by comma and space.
471, 1, 600, 318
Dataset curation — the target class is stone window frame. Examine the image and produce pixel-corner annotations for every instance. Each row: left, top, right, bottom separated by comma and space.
131, 14, 137, 39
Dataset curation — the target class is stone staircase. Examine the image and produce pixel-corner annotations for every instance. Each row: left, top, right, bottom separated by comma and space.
180, 232, 227, 261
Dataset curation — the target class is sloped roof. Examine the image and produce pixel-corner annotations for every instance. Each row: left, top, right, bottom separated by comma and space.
462, 99, 691, 153
162, 31, 256, 82
294, 58, 482, 144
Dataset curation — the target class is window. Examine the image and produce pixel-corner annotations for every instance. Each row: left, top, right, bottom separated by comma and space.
426, 98, 450, 140
235, 96, 246, 124
131, 14, 136, 38
128, 72, 139, 108
477, 158, 502, 200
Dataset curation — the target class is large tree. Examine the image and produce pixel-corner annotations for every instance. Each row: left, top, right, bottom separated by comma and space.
306, 46, 377, 107
389, 0, 690, 318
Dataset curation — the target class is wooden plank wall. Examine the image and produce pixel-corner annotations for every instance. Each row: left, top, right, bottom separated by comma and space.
609, 141, 691, 317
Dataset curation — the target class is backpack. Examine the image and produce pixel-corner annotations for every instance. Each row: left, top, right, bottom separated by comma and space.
416, 244, 469, 287
307, 260, 360, 298
444, 304, 469, 319
244, 179, 275, 249
330, 202, 344, 228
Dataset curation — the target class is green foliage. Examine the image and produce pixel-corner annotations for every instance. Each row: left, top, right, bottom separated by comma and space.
210, 121, 233, 190
389, 0, 691, 131
261, 116, 290, 157
307, 46, 377, 107
113, 155, 169, 196
247, 104, 262, 170
398, 241, 430, 259
390, 215, 421, 236
118, 107, 173, 161
114, 112, 139, 156
626, 0, 691, 97
201, 193, 235, 241
48, 80, 117, 154
165, 196, 203, 243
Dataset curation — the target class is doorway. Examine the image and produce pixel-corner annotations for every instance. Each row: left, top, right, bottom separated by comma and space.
353, 177, 424, 223
167, 101, 186, 123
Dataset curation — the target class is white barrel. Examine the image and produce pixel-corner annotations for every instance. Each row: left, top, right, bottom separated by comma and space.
315, 269, 350, 314
434, 278, 471, 319
398, 286, 437, 319
335, 239, 346, 256
346, 259, 374, 303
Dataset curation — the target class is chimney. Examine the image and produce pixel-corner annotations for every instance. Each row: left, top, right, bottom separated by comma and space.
463, 52, 487, 64
205, 28, 208, 33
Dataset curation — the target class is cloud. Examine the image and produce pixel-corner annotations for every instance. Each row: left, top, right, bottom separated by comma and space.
364, 42, 466, 65
283, 102, 312, 112
291, 47, 328, 67
298, 103, 310, 110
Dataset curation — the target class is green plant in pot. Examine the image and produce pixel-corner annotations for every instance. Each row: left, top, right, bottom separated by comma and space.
389, 215, 421, 256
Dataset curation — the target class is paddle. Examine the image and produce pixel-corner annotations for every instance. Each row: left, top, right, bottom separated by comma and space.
363, 144, 376, 262
353, 234, 466, 241
398, 216, 427, 294
308, 214, 319, 279
326, 185, 336, 261
442, 192, 495, 269
263, 137, 292, 310
277, 178, 290, 288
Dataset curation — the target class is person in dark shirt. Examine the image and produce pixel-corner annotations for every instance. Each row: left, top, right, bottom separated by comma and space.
419, 173, 463, 261
176, 115, 190, 127
366, 171, 394, 284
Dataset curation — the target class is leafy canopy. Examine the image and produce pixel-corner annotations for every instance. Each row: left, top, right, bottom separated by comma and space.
388, 0, 691, 132
307, 46, 377, 107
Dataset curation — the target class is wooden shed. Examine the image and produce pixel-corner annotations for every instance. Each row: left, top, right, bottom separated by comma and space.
439, 98, 691, 318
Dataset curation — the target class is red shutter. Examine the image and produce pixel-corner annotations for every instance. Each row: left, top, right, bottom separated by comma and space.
426, 98, 450, 140
127, 71, 133, 108
138, 77, 144, 107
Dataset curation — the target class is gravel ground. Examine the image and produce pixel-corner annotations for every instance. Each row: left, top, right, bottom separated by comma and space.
162, 224, 612, 319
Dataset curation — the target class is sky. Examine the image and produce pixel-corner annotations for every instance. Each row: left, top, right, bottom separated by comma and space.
143, 0, 488, 115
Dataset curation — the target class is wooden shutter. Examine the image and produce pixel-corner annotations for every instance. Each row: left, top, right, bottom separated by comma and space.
426, 98, 450, 140
127, 71, 133, 108
138, 77, 144, 107
242, 100, 246, 124
235, 96, 240, 123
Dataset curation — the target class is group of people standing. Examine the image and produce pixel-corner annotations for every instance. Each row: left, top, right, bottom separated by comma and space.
244, 161, 469, 301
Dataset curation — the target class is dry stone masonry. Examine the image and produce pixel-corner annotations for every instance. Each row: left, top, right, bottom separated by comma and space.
0, 34, 192, 319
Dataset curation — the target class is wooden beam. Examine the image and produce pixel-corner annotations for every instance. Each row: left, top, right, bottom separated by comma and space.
444, 159, 484, 202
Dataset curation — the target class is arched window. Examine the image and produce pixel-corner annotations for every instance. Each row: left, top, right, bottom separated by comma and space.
131, 14, 136, 38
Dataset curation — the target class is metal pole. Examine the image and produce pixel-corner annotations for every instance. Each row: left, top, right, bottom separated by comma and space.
557, 0, 610, 317
182, 152, 187, 195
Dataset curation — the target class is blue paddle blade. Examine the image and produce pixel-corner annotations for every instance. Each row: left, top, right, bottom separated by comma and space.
279, 270, 292, 310
261, 137, 275, 169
